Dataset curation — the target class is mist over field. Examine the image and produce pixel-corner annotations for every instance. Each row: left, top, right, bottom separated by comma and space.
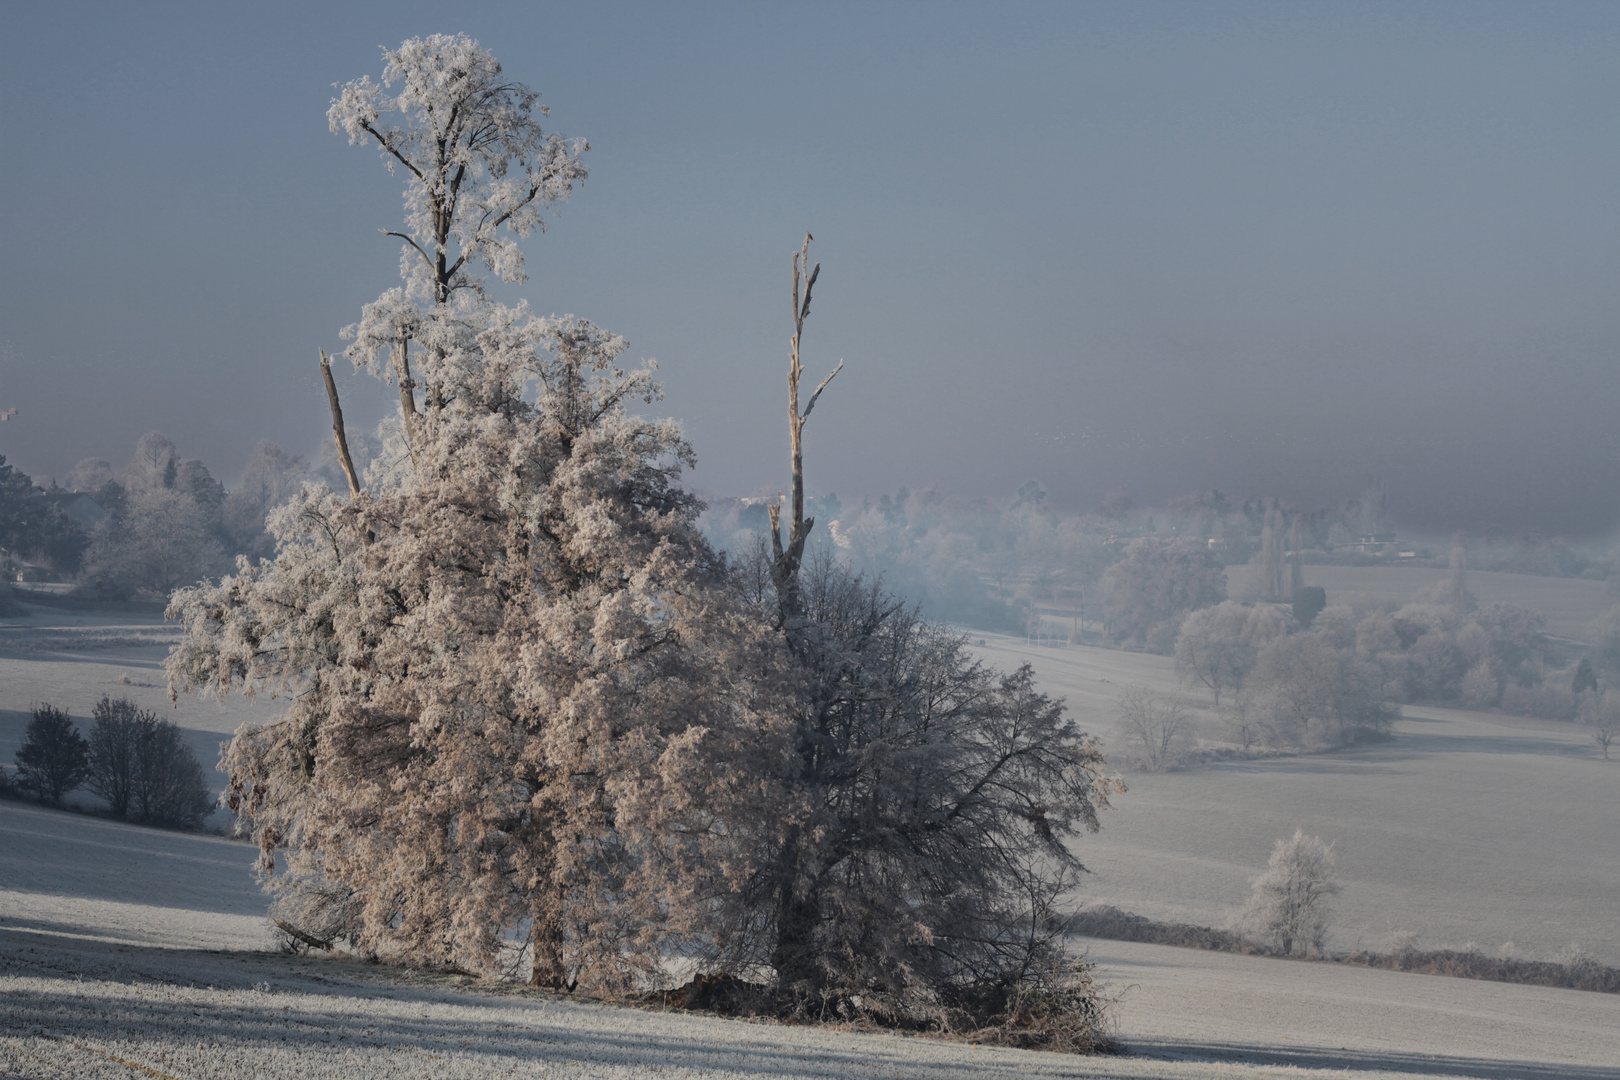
3, 5, 1619, 1079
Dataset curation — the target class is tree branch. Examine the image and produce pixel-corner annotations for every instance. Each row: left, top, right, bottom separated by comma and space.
383, 231, 435, 271
319, 351, 363, 499
358, 120, 426, 181
801, 360, 843, 422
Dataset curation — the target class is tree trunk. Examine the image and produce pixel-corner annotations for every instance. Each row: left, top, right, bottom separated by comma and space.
529, 905, 572, 991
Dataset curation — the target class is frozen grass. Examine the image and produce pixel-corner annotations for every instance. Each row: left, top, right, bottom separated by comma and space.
6, 798, 1620, 1078
970, 634, 1620, 968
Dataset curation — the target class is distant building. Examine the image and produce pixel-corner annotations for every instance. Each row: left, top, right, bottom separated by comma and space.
1349, 533, 1399, 556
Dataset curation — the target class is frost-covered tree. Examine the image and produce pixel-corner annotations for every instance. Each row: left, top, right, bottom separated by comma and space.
732, 239, 1120, 1041
14, 704, 90, 805
82, 486, 225, 598
329, 32, 588, 445
1102, 537, 1225, 648
167, 37, 767, 991
1251, 631, 1395, 746
1174, 601, 1283, 705
1243, 829, 1340, 956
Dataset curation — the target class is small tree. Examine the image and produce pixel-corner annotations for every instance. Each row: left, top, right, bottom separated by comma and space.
86, 696, 214, 826
14, 704, 90, 804
1579, 690, 1619, 761
1115, 685, 1193, 771
86, 696, 142, 817
1244, 829, 1340, 956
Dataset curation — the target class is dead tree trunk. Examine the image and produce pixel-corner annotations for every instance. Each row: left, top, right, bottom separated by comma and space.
768, 233, 842, 633
393, 335, 419, 453
764, 235, 845, 1001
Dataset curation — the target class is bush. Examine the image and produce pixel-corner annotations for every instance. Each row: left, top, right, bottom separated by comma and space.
86, 696, 214, 827
14, 704, 90, 804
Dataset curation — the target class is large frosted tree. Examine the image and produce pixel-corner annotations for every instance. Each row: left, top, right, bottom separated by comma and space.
167, 35, 773, 990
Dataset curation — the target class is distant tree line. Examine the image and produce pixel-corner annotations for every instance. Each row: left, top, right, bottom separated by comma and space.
0, 430, 372, 601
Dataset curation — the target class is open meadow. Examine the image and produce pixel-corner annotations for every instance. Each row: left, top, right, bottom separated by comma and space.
3, 591, 1619, 1077
971, 631, 1620, 968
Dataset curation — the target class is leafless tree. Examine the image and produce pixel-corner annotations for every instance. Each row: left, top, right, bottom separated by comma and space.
1114, 685, 1193, 771
1579, 690, 1619, 761
86, 697, 213, 827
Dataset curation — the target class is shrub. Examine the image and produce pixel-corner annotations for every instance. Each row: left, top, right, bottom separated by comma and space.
86, 696, 214, 827
14, 704, 90, 804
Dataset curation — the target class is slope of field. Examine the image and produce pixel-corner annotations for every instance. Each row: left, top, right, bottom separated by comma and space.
970, 634, 1620, 967
5, 800, 1620, 1080
1225, 564, 1614, 642
0, 599, 283, 827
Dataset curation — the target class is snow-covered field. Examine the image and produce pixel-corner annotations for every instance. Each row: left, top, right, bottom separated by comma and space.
972, 633, 1620, 967
4, 800, 1619, 1080
4, 595, 1620, 1078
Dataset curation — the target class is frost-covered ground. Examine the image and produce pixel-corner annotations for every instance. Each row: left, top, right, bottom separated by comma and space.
4, 597, 1619, 1077
971, 633, 1620, 967
4, 801, 1619, 1079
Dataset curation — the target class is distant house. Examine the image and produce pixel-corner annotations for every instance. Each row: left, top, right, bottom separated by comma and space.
1349, 533, 1399, 556
37, 490, 106, 529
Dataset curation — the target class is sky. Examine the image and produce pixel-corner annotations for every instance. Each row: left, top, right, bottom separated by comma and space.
1, 1, 1617, 538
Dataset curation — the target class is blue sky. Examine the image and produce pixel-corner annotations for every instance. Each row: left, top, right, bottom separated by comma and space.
2, 1, 1617, 536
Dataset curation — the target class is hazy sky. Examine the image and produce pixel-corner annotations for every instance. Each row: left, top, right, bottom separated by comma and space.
2, 1, 1616, 537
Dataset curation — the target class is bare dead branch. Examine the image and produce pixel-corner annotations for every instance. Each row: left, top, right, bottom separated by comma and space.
319, 351, 363, 499
801, 360, 843, 422
382, 230, 435, 270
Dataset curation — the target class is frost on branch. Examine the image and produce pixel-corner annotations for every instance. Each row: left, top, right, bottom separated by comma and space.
330, 33, 589, 420
328, 33, 587, 301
